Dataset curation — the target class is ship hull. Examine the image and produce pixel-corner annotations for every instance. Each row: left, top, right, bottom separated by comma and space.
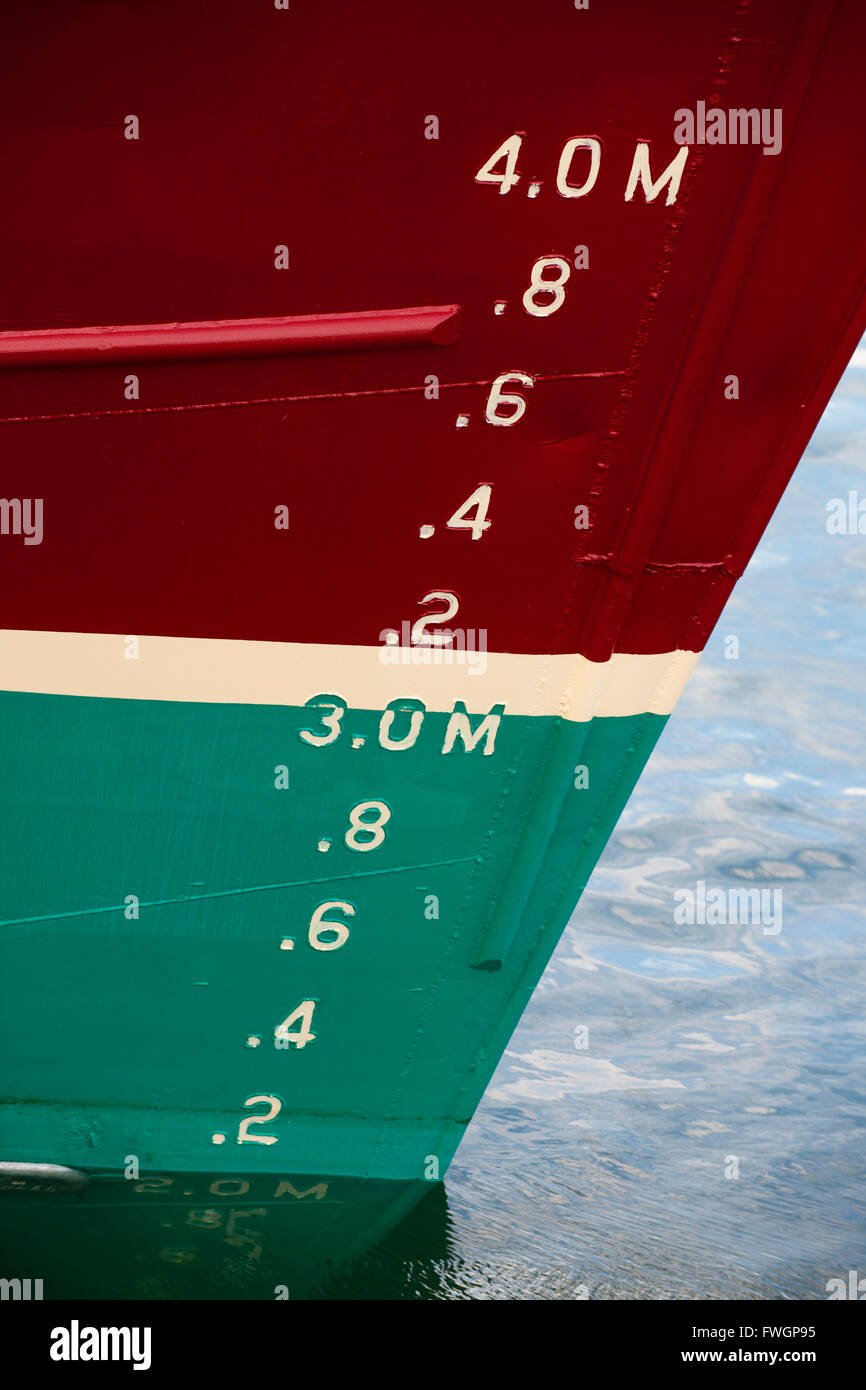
1, 670, 669, 1179
2, 0, 866, 1193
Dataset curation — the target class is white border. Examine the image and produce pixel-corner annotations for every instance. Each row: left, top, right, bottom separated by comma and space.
0, 630, 700, 722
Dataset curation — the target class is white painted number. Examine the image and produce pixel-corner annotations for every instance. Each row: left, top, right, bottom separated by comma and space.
475, 134, 522, 194
476, 135, 685, 206
378, 699, 425, 751
485, 372, 534, 426
345, 800, 391, 852
410, 590, 459, 645
446, 484, 491, 540
275, 1000, 317, 1048
556, 137, 602, 198
299, 695, 345, 747
522, 256, 571, 317
237, 1095, 282, 1146
308, 900, 354, 952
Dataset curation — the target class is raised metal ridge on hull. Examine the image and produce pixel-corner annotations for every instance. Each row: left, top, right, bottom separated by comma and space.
0, 305, 462, 366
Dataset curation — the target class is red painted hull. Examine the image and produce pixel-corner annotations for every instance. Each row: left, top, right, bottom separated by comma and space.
1, 0, 864, 660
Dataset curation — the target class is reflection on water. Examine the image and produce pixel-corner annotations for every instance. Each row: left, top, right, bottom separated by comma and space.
2, 356, 864, 1302
0, 1169, 451, 1300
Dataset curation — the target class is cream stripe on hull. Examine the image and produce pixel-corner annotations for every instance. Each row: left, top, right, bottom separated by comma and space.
0, 630, 700, 722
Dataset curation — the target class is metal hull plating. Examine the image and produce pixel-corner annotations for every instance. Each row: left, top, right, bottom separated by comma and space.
2, 0, 866, 1192
1, 687, 666, 1178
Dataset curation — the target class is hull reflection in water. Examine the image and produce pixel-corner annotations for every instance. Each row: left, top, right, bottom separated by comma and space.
0, 1167, 449, 1300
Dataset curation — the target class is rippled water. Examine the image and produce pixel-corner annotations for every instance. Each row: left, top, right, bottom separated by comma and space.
431, 346, 866, 1301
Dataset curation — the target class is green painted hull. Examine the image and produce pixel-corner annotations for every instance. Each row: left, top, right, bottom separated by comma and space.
0, 690, 666, 1180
